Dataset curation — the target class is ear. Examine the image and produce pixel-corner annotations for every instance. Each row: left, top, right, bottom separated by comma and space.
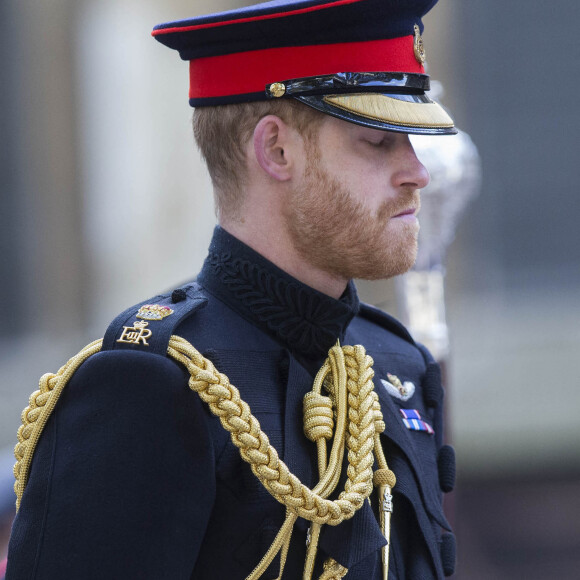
253, 115, 297, 182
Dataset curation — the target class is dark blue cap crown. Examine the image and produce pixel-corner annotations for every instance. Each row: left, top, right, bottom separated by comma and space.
153, 0, 455, 135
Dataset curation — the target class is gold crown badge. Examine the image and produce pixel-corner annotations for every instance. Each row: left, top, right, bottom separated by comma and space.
136, 304, 175, 321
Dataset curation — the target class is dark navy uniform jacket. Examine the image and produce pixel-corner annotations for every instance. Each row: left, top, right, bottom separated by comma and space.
7, 227, 456, 579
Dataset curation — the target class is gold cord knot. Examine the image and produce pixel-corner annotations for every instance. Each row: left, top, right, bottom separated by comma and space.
303, 392, 334, 441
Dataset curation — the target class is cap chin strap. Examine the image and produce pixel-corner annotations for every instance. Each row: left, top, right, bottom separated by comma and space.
14, 338, 395, 580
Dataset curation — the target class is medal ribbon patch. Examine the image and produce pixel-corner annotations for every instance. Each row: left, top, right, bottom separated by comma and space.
399, 409, 434, 435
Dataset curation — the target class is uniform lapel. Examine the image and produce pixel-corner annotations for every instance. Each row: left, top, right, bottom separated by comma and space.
284, 354, 388, 571
375, 377, 451, 530
318, 497, 386, 570
375, 382, 418, 464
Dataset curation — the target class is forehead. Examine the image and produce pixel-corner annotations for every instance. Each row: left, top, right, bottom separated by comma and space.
315, 115, 402, 142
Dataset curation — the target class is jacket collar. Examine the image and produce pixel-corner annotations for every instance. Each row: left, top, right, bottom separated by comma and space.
197, 226, 360, 362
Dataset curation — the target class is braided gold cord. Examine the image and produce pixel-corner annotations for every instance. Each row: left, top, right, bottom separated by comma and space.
13, 339, 103, 510
13, 335, 390, 580
304, 347, 350, 580
168, 337, 377, 526
303, 347, 395, 580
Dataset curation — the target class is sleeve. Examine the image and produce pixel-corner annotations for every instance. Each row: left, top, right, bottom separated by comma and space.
6, 349, 216, 580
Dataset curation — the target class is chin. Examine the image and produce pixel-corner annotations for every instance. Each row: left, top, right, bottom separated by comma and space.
392, 253, 418, 277
348, 244, 417, 281
368, 235, 418, 280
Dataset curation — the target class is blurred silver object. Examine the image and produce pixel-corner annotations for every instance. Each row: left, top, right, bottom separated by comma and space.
396, 102, 481, 361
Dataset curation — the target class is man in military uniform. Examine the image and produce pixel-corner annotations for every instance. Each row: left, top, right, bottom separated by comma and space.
7, 0, 457, 578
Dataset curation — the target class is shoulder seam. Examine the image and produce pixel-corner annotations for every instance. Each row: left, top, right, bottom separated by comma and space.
357, 302, 415, 344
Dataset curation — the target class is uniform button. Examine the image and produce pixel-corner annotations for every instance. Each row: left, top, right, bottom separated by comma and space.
423, 362, 443, 408
171, 288, 187, 303
437, 445, 456, 493
441, 531, 456, 576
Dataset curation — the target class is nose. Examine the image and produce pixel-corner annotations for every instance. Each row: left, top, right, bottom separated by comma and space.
391, 135, 430, 190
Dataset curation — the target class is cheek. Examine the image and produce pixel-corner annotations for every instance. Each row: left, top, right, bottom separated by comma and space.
348, 158, 396, 194
320, 149, 396, 208
354, 177, 397, 215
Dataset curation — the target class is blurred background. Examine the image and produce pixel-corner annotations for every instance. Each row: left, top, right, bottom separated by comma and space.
1, 0, 579, 577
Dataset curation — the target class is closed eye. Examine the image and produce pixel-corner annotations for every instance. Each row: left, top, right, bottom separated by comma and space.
365, 137, 395, 149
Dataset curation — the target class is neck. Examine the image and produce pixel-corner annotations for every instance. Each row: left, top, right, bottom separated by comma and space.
198, 226, 360, 362
220, 219, 348, 299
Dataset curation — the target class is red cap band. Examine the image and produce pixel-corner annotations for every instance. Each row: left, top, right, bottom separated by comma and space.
189, 36, 424, 100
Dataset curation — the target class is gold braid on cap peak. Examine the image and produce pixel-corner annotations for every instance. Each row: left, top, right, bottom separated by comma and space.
14, 337, 395, 580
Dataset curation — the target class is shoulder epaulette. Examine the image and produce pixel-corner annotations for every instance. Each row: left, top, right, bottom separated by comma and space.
13, 283, 208, 510
358, 302, 416, 345
102, 282, 208, 356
